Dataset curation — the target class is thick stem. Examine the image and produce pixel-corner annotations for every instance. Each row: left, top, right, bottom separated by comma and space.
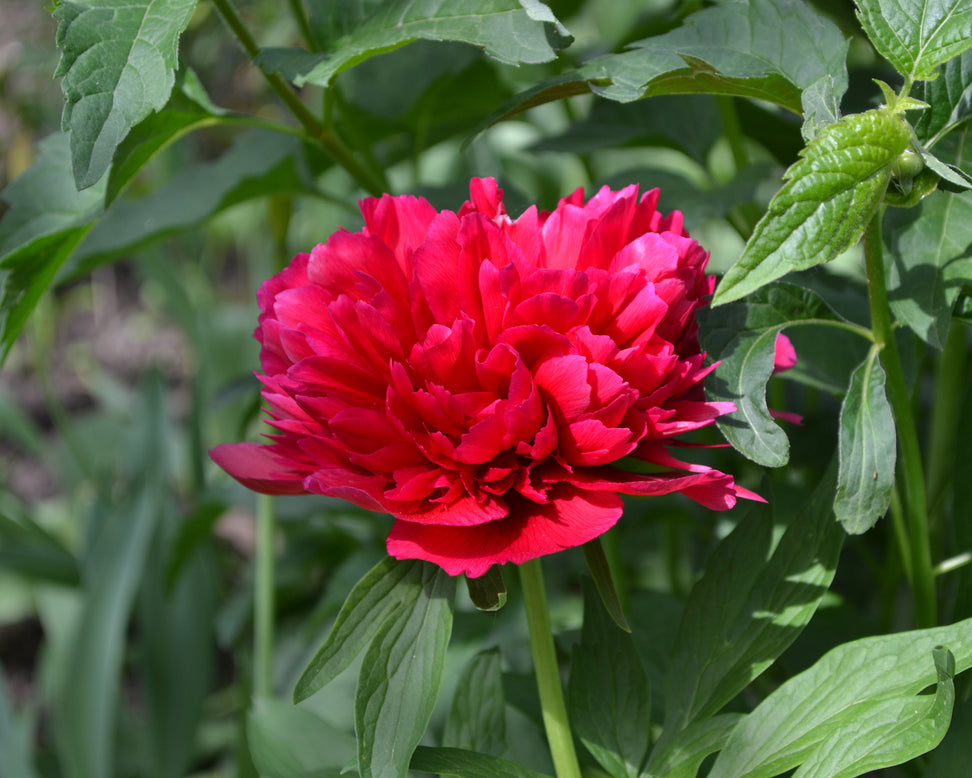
863, 214, 937, 627
519, 558, 583, 778
254, 493, 276, 697
209, 0, 387, 196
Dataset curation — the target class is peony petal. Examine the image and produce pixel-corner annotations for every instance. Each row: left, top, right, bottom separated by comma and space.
210, 443, 308, 495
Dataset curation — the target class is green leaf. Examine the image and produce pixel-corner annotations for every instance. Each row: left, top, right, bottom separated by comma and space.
659, 461, 843, 737
834, 353, 896, 533
642, 714, 743, 778
713, 109, 911, 306
465, 565, 508, 611
700, 283, 846, 466
568, 580, 650, 778
790, 648, 954, 777
410, 746, 554, 778
925, 693, 972, 775
247, 696, 355, 778
486, 0, 847, 126
70, 130, 327, 279
915, 49, 972, 145
0, 133, 104, 360
0, 513, 80, 587
355, 563, 455, 778
581, 537, 630, 633
0, 665, 38, 778
885, 126, 972, 346
294, 557, 431, 702
53, 0, 198, 189
258, 0, 571, 89
854, 0, 972, 82
444, 647, 507, 755
708, 620, 972, 778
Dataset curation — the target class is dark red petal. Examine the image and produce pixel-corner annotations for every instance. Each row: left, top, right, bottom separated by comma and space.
210, 443, 308, 495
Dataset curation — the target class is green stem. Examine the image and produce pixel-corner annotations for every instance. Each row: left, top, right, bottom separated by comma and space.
519, 558, 582, 778
209, 0, 387, 196
863, 214, 936, 627
254, 493, 276, 697
286, 0, 317, 51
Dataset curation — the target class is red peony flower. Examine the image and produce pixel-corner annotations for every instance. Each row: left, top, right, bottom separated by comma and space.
211, 178, 757, 577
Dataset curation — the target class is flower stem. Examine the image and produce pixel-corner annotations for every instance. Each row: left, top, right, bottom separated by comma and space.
519, 558, 582, 778
254, 493, 276, 697
863, 213, 936, 627
209, 0, 388, 196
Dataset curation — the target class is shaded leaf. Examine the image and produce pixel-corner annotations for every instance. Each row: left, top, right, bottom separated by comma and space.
258, 0, 570, 88
293, 556, 431, 702
53, 0, 198, 188
700, 283, 846, 466
568, 580, 650, 778
834, 353, 896, 533
0, 664, 38, 778
247, 696, 355, 778
854, 0, 972, 82
885, 125, 972, 347
355, 563, 455, 778
0, 513, 80, 587
713, 109, 911, 306
443, 647, 506, 755
581, 538, 630, 633
915, 49, 972, 146
641, 714, 743, 778
708, 621, 972, 778
659, 461, 843, 737
410, 746, 553, 778
465, 565, 508, 612
925, 692, 972, 775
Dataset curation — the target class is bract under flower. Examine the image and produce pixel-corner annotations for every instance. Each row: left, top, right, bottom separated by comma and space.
211, 178, 757, 577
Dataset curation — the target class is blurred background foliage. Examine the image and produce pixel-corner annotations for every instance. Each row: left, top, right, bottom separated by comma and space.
0, 0, 969, 776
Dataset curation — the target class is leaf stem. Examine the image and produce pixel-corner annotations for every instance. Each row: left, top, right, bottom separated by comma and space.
519, 558, 582, 778
209, 0, 387, 196
254, 493, 276, 697
286, 0, 318, 51
863, 213, 936, 627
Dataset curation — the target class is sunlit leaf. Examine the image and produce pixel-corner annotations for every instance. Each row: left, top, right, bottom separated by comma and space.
709, 622, 972, 778
713, 109, 911, 306
53, 0, 198, 188
854, 0, 972, 82
642, 715, 743, 778
258, 0, 570, 88
834, 354, 896, 534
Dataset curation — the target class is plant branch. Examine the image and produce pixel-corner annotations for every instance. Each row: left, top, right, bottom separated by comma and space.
863, 213, 936, 627
254, 493, 276, 697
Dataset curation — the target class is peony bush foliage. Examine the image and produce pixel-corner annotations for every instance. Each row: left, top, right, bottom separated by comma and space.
1, 0, 972, 777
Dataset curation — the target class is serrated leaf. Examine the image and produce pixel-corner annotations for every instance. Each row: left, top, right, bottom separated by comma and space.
855, 0, 972, 82
247, 696, 355, 778
713, 109, 911, 306
659, 462, 843, 739
355, 563, 455, 778
410, 746, 553, 778
293, 557, 430, 702
443, 647, 506, 755
641, 714, 742, 778
53, 0, 198, 189
486, 0, 846, 128
915, 49, 972, 146
708, 620, 972, 778
700, 283, 845, 466
834, 353, 896, 533
258, 0, 570, 89
885, 126, 972, 346
69, 130, 327, 279
568, 580, 650, 778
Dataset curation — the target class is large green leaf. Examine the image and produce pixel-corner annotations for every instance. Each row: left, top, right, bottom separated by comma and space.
355, 563, 455, 778
915, 49, 972, 146
658, 462, 843, 739
0, 133, 104, 360
713, 109, 911, 306
294, 557, 432, 702
700, 284, 846, 467
0, 665, 38, 778
568, 580, 650, 778
834, 353, 896, 534
53, 0, 198, 189
708, 620, 972, 778
925, 694, 972, 775
258, 0, 570, 88
854, 0, 972, 82
0, 513, 80, 587
443, 647, 507, 756
486, 0, 846, 126
884, 126, 972, 347
642, 715, 742, 778
410, 746, 553, 778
